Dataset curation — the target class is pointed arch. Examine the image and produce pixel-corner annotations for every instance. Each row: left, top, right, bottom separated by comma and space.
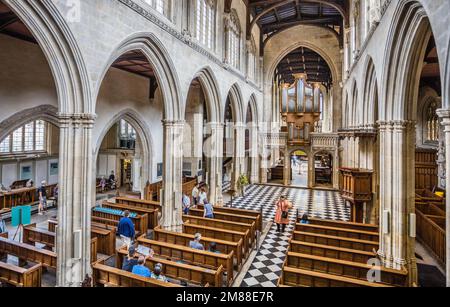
94, 32, 182, 121
226, 83, 245, 124
361, 56, 379, 126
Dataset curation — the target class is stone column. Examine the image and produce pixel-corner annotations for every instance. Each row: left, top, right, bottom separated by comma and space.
232, 124, 246, 192
378, 120, 417, 285
161, 120, 184, 230
57, 113, 95, 287
248, 123, 260, 183
437, 109, 450, 287
206, 122, 224, 206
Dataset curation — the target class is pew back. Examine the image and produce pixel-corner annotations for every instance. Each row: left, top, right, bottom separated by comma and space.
0, 261, 42, 287
292, 231, 379, 252
295, 224, 379, 242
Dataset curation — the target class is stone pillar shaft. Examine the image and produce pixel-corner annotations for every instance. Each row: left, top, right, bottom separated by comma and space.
57, 113, 95, 287
161, 120, 184, 229
232, 124, 245, 191
437, 109, 450, 287
207, 122, 224, 205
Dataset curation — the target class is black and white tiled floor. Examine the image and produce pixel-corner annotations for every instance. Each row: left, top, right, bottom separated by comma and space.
226, 184, 350, 287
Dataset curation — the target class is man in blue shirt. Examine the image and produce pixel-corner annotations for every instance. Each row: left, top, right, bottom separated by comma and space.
189, 233, 205, 250
131, 256, 151, 278
118, 210, 135, 247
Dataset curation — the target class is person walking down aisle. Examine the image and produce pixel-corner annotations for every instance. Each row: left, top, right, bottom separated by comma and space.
203, 200, 214, 219
37, 181, 47, 215
274, 195, 293, 233
192, 184, 200, 206
182, 192, 191, 215
198, 187, 208, 205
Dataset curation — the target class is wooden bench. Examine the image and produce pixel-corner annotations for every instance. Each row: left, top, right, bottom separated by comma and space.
197, 204, 263, 232
279, 266, 392, 287
187, 208, 259, 234
285, 251, 408, 287
303, 218, 379, 232
289, 240, 377, 264
416, 202, 445, 217
183, 222, 250, 257
295, 223, 379, 242
92, 209, 148, 236
92, 261, 182, 287
47, 219, 116, 256
22, 225, 98, 263
0, 261, 42, 287
137, 236, 235, 286
115, 197, 161, 211
102, 201, 159, 230
183, 215, 255, 248
153, 226, 243, 268
415, 209, 445, 265
292, 231, 379, 253
0, 236, 57, 269
116, 247, 221, 287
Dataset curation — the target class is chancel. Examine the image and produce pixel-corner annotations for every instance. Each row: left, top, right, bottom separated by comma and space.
0, 0, 449, 289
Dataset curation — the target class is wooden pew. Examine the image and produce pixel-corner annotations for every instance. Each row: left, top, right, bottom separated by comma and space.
153, 226, 243, 268
115, 197, 162, 210
92, 261, 182, 287
116, 247, 222, 287
416, 202, 445, 217
22, 225, 98, 263
183, 215, 255, 248
288, 240, 377, 264
183, 223, 250, 257
92, 209, 148, 236
285, 252, 408, 287
415, 209, 445, 265
303, 218, 379, 232
0, 261, 42, 287
197, 204, 263, 232
137, 236, 235, 286
47, 218, 116, 256
280, 266, 392, 287
101, 201, 159, 230
292, 231, 379, 253
187, 208, 259, 233
0, 236, 57, 269
295, 223, 379, 242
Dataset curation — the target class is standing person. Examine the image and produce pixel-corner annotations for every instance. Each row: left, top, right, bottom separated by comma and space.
182, 192, 191, 215
192, 184, 199, 206
37, 181, 47, 215
198, 187, 207, 205
100, 176, 107, 192
203, 199, 214, 219
274, 195, 293, 233
118, 210, 135, 248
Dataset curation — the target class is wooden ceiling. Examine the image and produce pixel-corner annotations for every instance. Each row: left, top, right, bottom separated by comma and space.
421, 36, 441, 95
276, 46, 332, 85
0, 2, 35, 43
248, 0, 347, 43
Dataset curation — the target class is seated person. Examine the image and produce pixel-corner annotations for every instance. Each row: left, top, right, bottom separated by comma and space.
189, 233, 205, 250
299, 214, 310, 224
122, 246, 139, 272
151, 263, 168, 282
208, 242, 221, 254
131, 256, 151, 278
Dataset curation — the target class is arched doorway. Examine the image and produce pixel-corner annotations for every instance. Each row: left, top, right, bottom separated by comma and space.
313, 151, 334, 187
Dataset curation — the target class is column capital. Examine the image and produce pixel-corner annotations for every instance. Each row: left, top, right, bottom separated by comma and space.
58, 113, 96, 126
162, 119, 185, 127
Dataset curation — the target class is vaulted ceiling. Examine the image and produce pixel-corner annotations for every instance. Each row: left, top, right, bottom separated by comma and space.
276, 46, 332, 86
248, 0, 348, 44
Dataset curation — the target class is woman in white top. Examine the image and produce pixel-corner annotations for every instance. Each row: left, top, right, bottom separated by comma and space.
198, 187, 207, 205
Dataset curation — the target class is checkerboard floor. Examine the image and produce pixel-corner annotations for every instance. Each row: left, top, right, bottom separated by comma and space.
226, 184, 350, 287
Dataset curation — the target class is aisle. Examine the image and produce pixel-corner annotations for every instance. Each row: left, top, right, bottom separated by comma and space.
226, 184, 350, 287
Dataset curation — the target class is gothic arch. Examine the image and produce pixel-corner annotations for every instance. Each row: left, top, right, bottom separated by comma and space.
0, 105, 59, 142
361, 56, 379, 126
94, 32, 183, 121
3, 0, 92, 114
226, 83, 245, 124
188, 66, 223, 123
246, 93, 260, 125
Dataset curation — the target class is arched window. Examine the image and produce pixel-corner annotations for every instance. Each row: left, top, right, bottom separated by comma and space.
425, 102, 439, 142
195, 0, 215, 49
120, 119, 137, 140
144, 0, 171, 18
225, 10, 241, 69
247, 37, 257, 81
0, 120, 47, 154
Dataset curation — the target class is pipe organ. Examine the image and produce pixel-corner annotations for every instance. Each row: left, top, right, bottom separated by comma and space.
279, 74, 323, 145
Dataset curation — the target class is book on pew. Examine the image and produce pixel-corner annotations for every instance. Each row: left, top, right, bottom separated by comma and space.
137, 245, 152, 256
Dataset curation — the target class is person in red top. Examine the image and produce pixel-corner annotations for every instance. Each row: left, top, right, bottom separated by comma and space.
274, 195, 293, 233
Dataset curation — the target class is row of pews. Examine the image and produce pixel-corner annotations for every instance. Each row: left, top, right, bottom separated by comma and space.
91, 197, 262, 288
415, 189, 446, 266
0, 184, 57, 210
278, 218, 410, 287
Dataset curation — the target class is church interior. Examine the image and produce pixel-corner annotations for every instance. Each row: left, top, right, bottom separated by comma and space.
0, 0, 449, 288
